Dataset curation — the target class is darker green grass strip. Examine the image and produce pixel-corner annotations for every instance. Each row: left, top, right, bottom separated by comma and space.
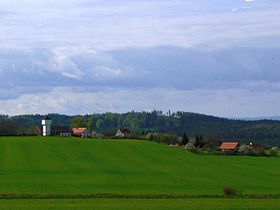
0, 193, 280, 200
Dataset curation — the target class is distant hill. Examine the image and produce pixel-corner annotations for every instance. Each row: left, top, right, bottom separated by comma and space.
6, 111, 280, 147
239, 116, 280, 121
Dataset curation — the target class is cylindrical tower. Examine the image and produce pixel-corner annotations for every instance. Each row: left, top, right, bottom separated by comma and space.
42, 115, 52, 136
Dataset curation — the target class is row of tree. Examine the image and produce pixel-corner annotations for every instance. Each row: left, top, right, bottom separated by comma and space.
1, 111, 280, 146
0, 116, 41, 136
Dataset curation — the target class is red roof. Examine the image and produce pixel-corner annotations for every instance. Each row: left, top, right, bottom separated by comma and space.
250, 143, 263, 149
73, 128, 87, 135
220, 142, 239, 150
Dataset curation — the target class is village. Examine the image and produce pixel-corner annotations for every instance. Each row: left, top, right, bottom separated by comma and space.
41, 116, 278, 157
1, 0, 279, 208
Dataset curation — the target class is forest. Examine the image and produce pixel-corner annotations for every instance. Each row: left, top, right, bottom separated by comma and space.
1, 111, 280, 146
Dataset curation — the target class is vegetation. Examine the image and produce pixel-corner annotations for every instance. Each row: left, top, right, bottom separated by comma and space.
0, 136, 279, 209
223, 186, 242, 197
1, 198, 280, 210
0, 136, 279, 195
4, 111, 280, 146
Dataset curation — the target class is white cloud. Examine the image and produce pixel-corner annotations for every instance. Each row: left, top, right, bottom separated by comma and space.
1, 87, 280, 118
0, 1, 280, 116
0, 0, 279, 50
50, 49, 84, 80
232, 6, 251, 12
0, 46, 280, 99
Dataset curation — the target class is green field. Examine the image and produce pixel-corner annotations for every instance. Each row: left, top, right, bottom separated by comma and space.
0, 136, 279, 209
1, 198, 280, 210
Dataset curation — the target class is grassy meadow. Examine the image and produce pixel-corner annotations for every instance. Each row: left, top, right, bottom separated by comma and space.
0, 136, 279, 209
0, 198, 280, 210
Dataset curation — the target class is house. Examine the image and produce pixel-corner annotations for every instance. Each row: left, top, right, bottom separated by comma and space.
72, 128, 90, 138
51, 126, 72, 137
115, 128, 131, 137
220, 142, 239, 152
249, 142, 264, 154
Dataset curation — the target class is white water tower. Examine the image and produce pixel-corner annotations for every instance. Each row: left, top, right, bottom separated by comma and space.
42, 115, 52, 136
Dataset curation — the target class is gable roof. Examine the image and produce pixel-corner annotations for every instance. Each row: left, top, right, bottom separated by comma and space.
118, 128, 130, 134
220, 142, 239, 150
73, 128, 88, 134
250, 143, 263, 149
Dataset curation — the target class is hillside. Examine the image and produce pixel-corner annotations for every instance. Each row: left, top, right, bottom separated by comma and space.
7, 112, 280, 146
0, 137, 279, 196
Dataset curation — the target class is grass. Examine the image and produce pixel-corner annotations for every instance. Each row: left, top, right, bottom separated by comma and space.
0, 136, 279, 195
0, 198, 280, 210
0, 137, 280, 209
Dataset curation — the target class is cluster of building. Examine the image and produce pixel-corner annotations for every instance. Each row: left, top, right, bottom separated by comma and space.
43, 116, 267, 154
219, 141, 264, 154
41, 116, 130, 138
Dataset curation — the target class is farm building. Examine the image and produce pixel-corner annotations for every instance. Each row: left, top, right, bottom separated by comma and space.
72, 128, 90, 138
220, 142, 239, 152
115, 128, 131, 137
249, 142, 264, 153
52, 126, 72, 137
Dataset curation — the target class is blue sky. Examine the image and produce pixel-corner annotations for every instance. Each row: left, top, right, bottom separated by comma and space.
0, 0, 280, 117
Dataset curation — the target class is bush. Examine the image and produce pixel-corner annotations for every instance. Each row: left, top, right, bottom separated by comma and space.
102, 128, 118, 137
223, 187, 237, 197
147, 133, 179, 145
146, 133, 154, 140
268, 149, 278, 157
238, 144, 255, 155
184, 143, 198, 153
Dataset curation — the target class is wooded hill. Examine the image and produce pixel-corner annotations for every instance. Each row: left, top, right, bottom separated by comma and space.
2, 111, 280, 147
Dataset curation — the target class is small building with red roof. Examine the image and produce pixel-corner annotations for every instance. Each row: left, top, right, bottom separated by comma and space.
72, 128, 90, 138
220, 142, 240, 152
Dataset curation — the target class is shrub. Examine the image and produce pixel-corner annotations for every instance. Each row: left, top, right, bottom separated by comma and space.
238, 144, 255, 155
268, 149, 278, 157
223, 187, 237, 197
146, 132, 157, 140
147, 133, 179, 145
158, 134, 178, 144
184, 143, 198, 153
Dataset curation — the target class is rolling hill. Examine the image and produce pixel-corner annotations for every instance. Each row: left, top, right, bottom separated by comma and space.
0, 136, 279, 195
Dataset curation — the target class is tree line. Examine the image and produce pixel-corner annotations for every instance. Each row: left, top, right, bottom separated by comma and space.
1, 111, 280, 146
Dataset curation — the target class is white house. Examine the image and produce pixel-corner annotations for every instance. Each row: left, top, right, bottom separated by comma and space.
115, 128, 131, 137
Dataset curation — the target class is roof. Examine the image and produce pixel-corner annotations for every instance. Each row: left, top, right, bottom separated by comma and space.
73, 128, 88, 134
43, 115, 51, 120
118, 128, 130, 134
52, 126, 72, 133
220, 142, 239, 150
250, 143, 263, 149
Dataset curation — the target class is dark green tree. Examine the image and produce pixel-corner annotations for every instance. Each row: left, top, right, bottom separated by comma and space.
87, 117, 94, 133
195, 134, 204, 148
71, 116, 85, 128
96, 119, 105, 131
182, 132, 189, 145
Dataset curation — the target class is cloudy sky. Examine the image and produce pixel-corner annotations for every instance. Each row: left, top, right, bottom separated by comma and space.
0, 0, 280, 117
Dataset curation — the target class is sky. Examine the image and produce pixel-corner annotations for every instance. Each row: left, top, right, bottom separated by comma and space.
0, 0, 280, 117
